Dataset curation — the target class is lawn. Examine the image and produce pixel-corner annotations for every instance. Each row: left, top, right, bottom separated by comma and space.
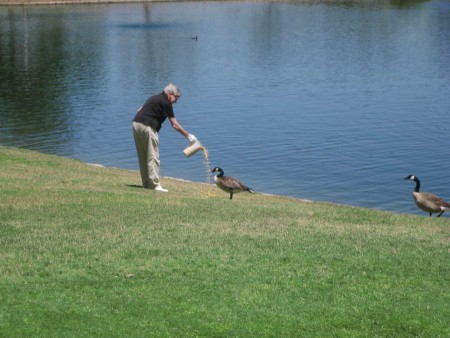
0, 146, 449, 337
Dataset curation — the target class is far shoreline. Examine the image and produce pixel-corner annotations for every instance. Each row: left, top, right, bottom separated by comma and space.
1, 0, 183, 6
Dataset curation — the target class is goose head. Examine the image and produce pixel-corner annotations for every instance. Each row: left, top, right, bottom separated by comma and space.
404, 175, 420, 192
211, 167, 224, 177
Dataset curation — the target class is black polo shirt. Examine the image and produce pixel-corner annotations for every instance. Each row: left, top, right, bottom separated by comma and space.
133, 92, 175, 132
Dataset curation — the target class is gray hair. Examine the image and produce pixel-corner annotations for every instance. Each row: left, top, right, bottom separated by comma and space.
164, 83, 181, 98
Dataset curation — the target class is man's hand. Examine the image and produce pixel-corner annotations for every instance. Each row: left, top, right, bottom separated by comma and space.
188, 134, 197, 144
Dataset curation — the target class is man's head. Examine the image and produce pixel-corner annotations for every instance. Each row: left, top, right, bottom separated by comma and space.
164, 83, 181, 103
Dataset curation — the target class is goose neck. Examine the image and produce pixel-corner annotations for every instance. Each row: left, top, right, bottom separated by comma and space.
414, 178, 421, 192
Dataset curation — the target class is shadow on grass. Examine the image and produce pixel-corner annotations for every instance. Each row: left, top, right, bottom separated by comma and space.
126, 184, 144, 189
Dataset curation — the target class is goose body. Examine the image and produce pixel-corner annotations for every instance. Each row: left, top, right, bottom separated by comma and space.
211, 167, 253, 199
404, 175, 450, 217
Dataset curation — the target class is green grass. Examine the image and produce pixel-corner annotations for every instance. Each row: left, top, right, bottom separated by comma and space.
0, 146, 449, 337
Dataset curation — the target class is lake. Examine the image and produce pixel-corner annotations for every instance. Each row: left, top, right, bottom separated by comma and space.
1, 0, 449, 216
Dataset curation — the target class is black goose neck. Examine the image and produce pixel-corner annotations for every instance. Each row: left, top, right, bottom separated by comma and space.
413, 177, 421, 192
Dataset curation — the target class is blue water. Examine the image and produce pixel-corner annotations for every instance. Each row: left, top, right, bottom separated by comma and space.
1, 0, 450, 216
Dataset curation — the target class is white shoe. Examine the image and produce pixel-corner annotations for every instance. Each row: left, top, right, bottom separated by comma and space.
154, 185, 168, 193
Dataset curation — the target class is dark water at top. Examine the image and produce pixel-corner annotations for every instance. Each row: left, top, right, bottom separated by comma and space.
1, 0, 450, 216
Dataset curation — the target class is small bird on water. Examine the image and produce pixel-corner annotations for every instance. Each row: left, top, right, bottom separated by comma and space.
211, 167, 253, 200
404, 175, 450, 217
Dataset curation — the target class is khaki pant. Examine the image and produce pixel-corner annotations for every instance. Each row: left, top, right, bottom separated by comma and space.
132, 121, 160, 189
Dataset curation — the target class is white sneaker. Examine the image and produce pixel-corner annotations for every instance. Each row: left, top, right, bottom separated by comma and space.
154, 185, 168, 193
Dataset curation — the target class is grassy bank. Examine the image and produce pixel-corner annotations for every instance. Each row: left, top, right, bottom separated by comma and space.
0, 146, 449, 337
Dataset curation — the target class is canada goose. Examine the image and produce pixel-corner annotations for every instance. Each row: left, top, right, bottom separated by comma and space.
211, 167, 253, 199
404, 175, 450, 217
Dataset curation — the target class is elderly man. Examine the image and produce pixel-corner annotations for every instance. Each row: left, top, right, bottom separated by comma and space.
132, 83, 197, 192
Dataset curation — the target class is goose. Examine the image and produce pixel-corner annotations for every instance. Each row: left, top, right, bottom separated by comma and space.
404, 175, 450, 217
211, 167, 253, 199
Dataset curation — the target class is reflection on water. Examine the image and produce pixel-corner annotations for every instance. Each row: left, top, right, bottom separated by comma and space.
1, 0, 449, 216
284, 0, 431, 7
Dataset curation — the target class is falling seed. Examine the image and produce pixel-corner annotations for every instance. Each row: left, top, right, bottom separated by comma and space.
202, 147, 214, 197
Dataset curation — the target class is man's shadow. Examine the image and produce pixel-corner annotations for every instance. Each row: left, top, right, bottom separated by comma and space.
126, 184, 144, 189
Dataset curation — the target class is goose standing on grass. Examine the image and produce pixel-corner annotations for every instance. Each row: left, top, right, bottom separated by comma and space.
211, 167, 253, 200
404, 175, 450, 217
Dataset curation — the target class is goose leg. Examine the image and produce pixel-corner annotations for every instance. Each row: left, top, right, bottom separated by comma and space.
229, 192, 233, 200
437, 210, 444, 217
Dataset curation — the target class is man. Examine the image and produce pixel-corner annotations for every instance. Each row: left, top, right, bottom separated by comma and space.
132, 83, 197, 192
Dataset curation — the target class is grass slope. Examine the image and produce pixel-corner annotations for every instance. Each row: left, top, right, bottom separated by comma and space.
0, 146, 449, 337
